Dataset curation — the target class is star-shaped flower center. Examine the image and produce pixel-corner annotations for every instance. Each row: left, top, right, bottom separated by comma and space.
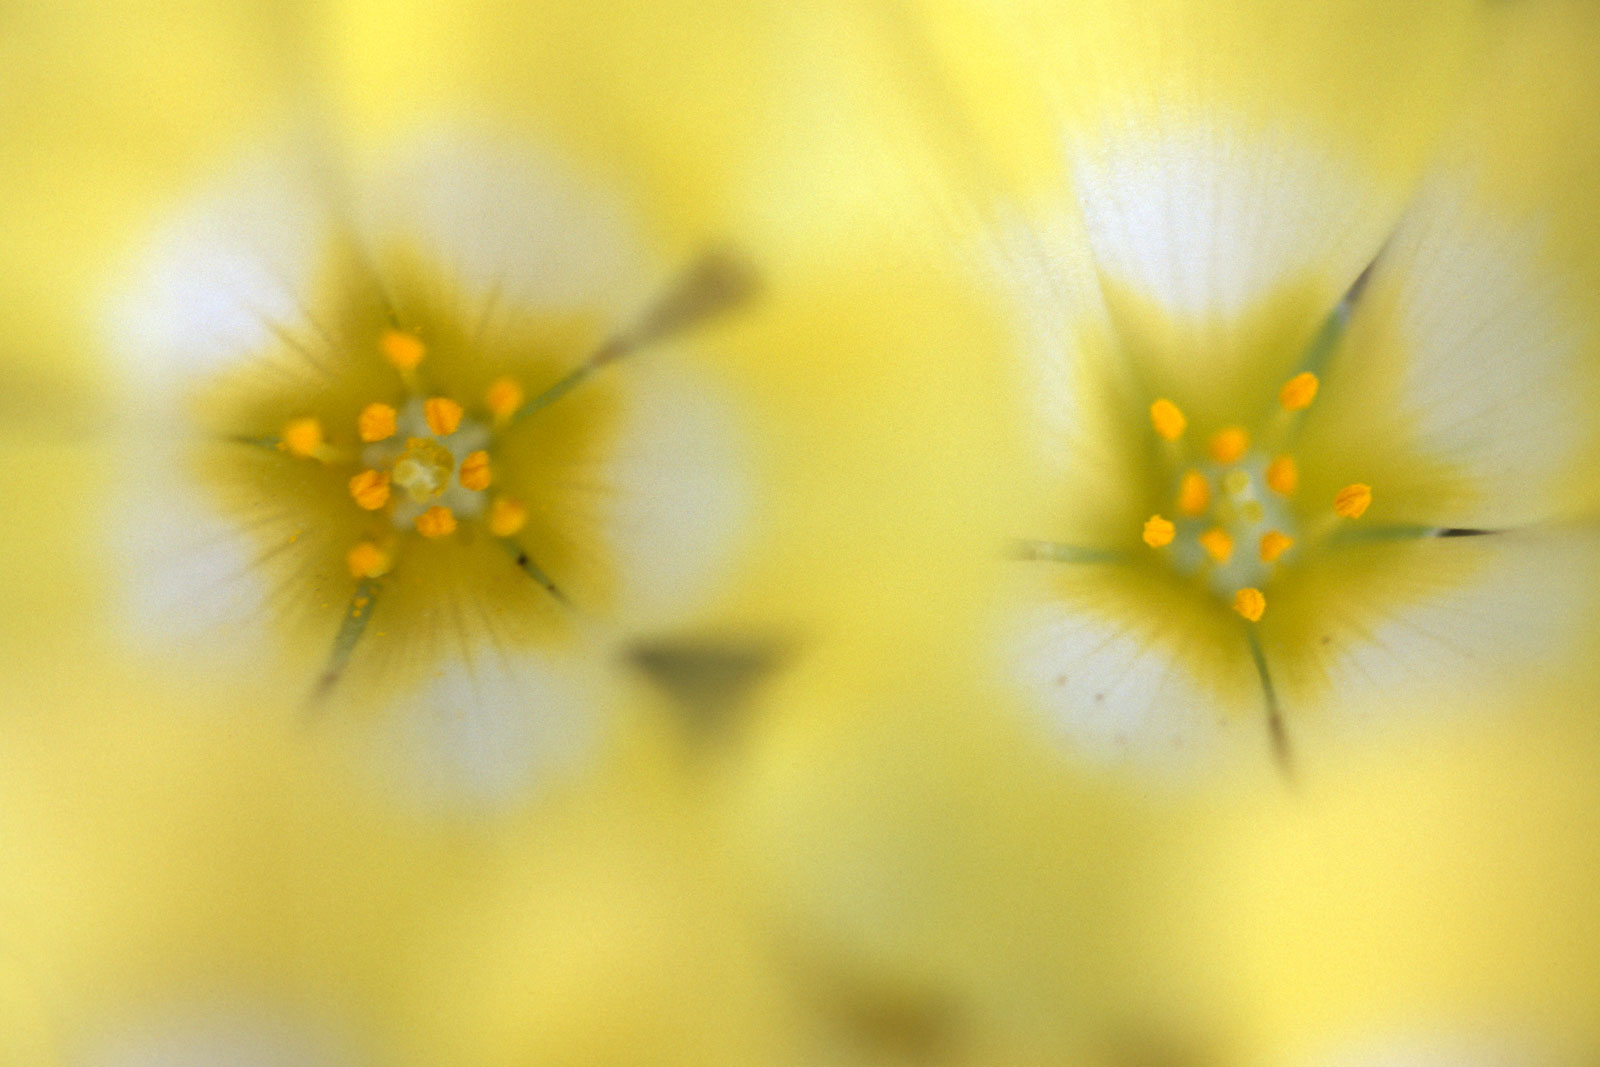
1136, 372, 1370, 623
275, 328, 553, 588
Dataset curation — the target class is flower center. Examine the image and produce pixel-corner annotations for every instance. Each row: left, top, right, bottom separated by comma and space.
276, 328, 532, 579
1138, 372, 1371, 622
390, 437, 456, 504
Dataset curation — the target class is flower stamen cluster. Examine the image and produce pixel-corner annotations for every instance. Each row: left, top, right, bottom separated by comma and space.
1138, 372, 1371, 622
273, 328, 531, 582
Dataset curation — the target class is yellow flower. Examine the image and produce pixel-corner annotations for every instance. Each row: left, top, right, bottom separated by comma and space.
911, 0, 1600, 769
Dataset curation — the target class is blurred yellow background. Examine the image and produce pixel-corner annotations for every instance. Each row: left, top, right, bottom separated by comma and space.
3, 1, 1600, 1064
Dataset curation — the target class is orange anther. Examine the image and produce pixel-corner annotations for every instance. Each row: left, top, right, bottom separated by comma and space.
1208, 426, 1250, 465
1177, 470, 1210, 516
424, 397, 463, 436
1265, 455, 1299, 496
1142, 515, 1176, 548
348, 469, 391, 511
1199, 527, 1234, 564
1278, 372, 1320, 411
1259, 530, 1294, 563
485, 377, 525, 423
346, 541, 392, 579
458, 450, 492, 492
1233, 587, 1266, 622
488, 497, 528, 538
357, 402, 397, 443
380, 329, 426, 371
1334, 483, 1373, 519
414, 505, 457, 539
1149, 398, 1187, 441
280, 417, 325, 459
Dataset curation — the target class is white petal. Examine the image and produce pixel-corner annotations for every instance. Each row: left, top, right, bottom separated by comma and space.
1006, 598, 1236, 771
78, 1005, 359, 1067
602, 357, 751, 625
360, 125, 654, 320
110, 431, 283, 682
104, 146, 341, 681
362, 645, 600, 815
105, 144, 337, 395
984, 207, 1113, 478
1305, 529, 1600, 728
1343, 179, 1590, 525
1070, 122, 1383, 323
1308, 1026, 1549, 1067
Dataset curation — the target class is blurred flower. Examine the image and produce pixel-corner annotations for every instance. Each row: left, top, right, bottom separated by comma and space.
1, 0, 1061, 1060
908, 0, 1600, 769
105, 126, 756, 804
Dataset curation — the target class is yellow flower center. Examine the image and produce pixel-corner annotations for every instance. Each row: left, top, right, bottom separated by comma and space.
1140, 374, 1371, 622
276, 331, 533, 573
207, 246, 757, 705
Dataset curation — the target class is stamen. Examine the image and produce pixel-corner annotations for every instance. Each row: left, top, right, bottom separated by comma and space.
1278, 372, 1319, 411
280, 417, 326, 460
424, 397, 464, 437
488, 496, 528, 538
1265, 455, 1299, 496
458, 450, 492, 491
1233, 587, 1266, 622
415, 505, 458, 539
1199, 527, 1234, 564
380, 329, 426, 371
348, 469, 391, 511
1149, 398, 1187, 441
1142, 515, 1176, 548
1334, 483, 1373, 519
510, 255, 757, 425
346, 541, 392, 579
1259, 530, 1294, 563
357, 402, 397, 443
485, 377, 524, 424
1177, 471, 1210, 516
1208, 427, 1250, 465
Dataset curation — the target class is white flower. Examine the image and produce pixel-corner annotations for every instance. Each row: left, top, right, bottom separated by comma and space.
105, 127, 754, 806
989, 118, 1600, 772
